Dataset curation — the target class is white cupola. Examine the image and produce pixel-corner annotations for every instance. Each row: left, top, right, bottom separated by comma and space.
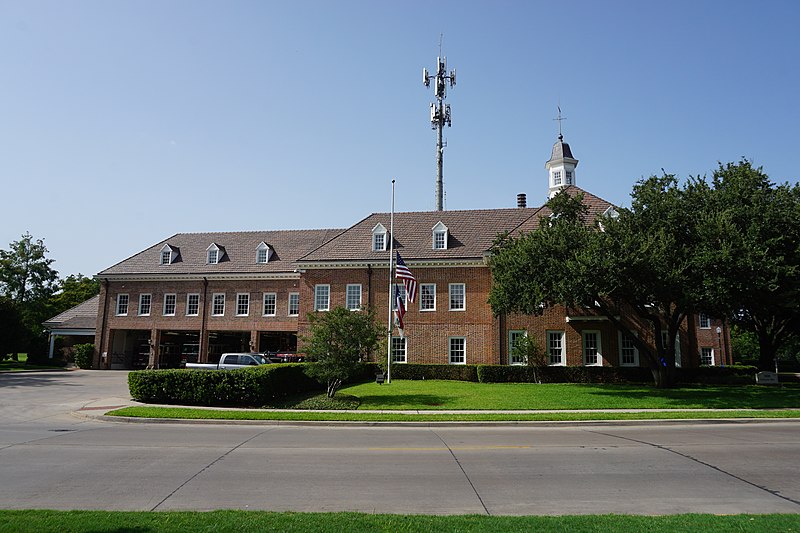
546, 133, 579, 198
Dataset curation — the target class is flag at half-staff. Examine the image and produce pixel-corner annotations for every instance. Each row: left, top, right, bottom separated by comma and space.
393, 284, 406, 338
395, 252, 417, 303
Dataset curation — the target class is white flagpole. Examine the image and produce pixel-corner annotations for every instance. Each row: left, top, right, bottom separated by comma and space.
386, 179, 395, 384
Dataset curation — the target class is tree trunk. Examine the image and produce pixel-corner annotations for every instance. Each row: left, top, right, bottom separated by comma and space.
651, 363, 676, 389
327, 378, 342, 398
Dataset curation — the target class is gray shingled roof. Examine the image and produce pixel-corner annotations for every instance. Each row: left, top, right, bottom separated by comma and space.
298, 186, 614, 263
548, 134, 575, 161
98, 229, 343, 276
43, 295, 99, 331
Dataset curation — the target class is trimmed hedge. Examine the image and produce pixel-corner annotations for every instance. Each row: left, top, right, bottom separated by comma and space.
389, 363, 479, 382
128, 364, 320, 406
676, 365, 759, 385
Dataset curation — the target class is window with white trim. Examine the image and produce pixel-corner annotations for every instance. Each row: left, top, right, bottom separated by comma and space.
372, 223, 387, 251
432, 221, 448, 250
314, 285, 330, 311
236, 293, 250, 316
661, 331, 682, 367
391, 336, 407, 363
547, 330, 565, 366
207, 244, 220, 265
212, 293, 225, 316
160, 248, 172, 265
163, 293, 176, 316
138, 294, 151, 316
699, 313, 711, 329
449, 283, 465, 311
565, 170, 573, 184
553, 170, 562, 186
116, 294, 129, 316
619, 332, 639, 366
346, 284, 362, 310
186, 293, 200, 316
263, 293, 277, 316
582, 330, 602, 366
420, 284, 436, 311
288, 293, 299, 316
509, 330, 527, 365
449, 337, 466, 365
256, 242, 270, 264
392, 284, 407, 310
701, 347, 714, 366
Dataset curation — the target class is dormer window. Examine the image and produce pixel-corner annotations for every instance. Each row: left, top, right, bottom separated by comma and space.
372, 223, 387, 252
432, 221, 448, 250
207, 243, 220, 265
159, 244, 173, 265
256, 242, 271, 264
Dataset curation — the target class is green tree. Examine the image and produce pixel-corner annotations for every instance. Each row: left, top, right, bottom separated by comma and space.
303, 306, 384, 398
490, 179, 714, 388
704, 160, 800, 370
0, 297, 25, 359
0, 233, 59, 354
50, 274, 100, 315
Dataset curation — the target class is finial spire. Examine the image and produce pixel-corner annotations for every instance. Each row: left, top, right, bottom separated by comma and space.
554, 105, 566, 139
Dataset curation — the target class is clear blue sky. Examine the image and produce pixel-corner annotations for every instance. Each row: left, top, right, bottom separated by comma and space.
1, 0, 798, 278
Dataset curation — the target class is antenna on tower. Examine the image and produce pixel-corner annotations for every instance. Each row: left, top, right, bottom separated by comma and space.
423, 37, 456, 212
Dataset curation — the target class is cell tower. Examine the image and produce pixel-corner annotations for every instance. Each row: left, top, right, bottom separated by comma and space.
423, 47, 456, 211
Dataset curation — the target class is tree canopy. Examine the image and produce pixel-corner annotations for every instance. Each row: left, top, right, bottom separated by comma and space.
50, 274, 100, 316
303, 306, 384, 397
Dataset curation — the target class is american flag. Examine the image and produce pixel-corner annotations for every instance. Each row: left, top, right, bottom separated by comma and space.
393, 284, 405, 336
395, 252, 417, 303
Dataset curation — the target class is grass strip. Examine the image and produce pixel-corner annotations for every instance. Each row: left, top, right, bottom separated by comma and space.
107, 406, 800, 422
1, 510, 799, 533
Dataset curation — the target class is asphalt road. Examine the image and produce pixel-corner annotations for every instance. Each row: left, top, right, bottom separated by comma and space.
1, 370, 799, 515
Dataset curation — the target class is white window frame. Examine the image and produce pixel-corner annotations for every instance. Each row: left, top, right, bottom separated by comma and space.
432, 221, 448, 250
547, 330, 565, 366
509, 330, 527, 365
392, 284, 407, 310
582, 330, 602, 367
372, 223, 387, 251
256, 242, 270, 264
699, 313, 711, 329
207, 243, 220, 265
565, 170, 573, 185
449, 283, 465, 311
391, 336, 407, 363
618, 332, 639, 367
420, 283, 436, 312
346, 284, 362, 311
288, 293, 299, 316
163, 293, 177, 316
138, 294, 151, 316
186, 293, 200, 316
212, 293, 225, 316
115, 294, 129, 316
263, 293, 277, 316
701, 347, 715, 366
314, 284, 330, 312
236, 293, 250, 316
159, 245, 172, 265
553, 170, 562, 186
449, 337, 466, 365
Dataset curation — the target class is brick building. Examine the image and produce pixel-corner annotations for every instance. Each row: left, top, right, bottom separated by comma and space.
92, 134, 731, 369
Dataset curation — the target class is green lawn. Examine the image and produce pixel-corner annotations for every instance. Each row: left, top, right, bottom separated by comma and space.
0, 510, 798, 533
110, 380, 800, 422
0, 354, 64, 372
341, 380, 800, 410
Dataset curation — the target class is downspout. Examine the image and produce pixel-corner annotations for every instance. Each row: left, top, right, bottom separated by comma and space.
98, 278, 110, 369
200, 277, 209, 363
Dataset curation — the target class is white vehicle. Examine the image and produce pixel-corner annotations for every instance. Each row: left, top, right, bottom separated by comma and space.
184, 353, 271, 370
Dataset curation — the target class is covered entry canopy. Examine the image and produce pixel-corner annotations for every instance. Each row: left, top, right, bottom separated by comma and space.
42, 295, 98, 359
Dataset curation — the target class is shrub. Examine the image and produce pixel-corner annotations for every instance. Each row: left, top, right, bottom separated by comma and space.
389, 363, 479, 382
128, 364, 321, 406
477, 365, 653, 384
676, 365, 759, 385
73, 343, 94, 369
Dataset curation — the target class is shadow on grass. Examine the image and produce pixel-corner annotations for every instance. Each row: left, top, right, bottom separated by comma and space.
355, 394, 454, 408
586, 384, 800, 409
